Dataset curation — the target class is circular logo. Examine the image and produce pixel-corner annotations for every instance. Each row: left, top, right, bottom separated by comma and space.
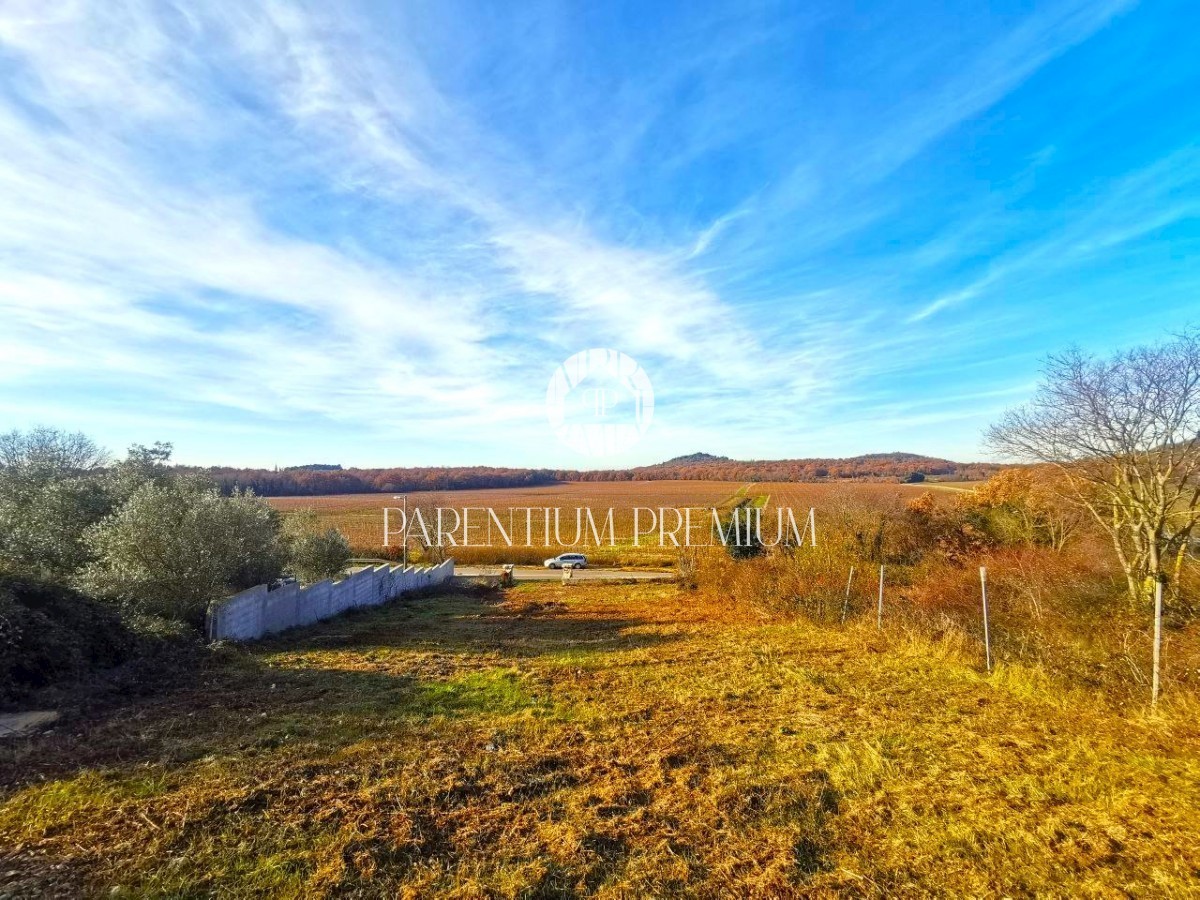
546, 349, 654, 457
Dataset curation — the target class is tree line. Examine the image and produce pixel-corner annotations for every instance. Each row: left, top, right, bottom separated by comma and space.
199, 454, 1001, 497
0, 434, 353, 629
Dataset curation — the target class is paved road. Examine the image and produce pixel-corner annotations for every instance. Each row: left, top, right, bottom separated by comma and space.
456, 565, 673, 582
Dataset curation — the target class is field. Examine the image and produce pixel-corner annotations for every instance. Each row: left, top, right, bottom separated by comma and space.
269, 481, 948, 566
2, 580, 1197, 897
269, 482, 747, 565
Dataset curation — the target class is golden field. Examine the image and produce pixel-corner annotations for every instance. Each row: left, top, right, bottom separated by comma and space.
267, 481, 960, 566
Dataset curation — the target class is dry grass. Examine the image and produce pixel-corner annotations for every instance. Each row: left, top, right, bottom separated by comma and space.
2, 581, 1198, 897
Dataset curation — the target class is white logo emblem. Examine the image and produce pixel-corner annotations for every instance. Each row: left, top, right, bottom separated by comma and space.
546, 349, 654, 457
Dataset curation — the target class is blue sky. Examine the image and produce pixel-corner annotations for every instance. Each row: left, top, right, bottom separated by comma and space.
0, 0, 1198, 468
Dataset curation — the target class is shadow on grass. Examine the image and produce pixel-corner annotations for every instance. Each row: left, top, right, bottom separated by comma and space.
262, 587, 680, 659
0, 589, 678, 791
0, 663, 544, 793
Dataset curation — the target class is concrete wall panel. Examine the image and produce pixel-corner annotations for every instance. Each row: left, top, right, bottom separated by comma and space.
207, 559, 454, 641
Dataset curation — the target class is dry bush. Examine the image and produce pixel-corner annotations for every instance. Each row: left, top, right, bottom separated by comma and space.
900, 547, 1113, 673
674, 545, 699, 588
696, 498, 1200, 704
697, 541, 863, 623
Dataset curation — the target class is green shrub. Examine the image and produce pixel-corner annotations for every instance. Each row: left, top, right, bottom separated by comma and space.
0, 429, 112, 580
283, 510, 352, 583
81, 478, 286, 627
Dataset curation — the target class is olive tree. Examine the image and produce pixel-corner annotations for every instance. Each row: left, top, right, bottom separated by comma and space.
0, 428, 111, 578
283, 510, 352, 583
104, 441, 176, 505
82, 478, 286, 625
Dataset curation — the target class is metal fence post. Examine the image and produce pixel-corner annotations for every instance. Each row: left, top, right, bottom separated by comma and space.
980, 566, 992, 673
841, 565, 855, 624
876, 564, 884, 630
1152, 579, 1163, 708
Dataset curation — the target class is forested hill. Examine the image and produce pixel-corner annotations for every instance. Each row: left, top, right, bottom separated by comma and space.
198, 453, 1000, 496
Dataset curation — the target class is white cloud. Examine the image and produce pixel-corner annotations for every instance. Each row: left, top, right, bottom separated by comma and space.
0, 0, 1185, 465
0, 0, 775, 454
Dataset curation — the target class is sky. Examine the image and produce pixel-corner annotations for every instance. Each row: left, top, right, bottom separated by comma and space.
1, 0, 1198, 469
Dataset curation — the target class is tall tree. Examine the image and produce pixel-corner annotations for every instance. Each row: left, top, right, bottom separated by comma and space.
987, 330, 1200, 605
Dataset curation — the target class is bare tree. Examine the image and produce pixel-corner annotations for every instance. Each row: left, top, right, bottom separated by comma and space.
987, 330, 1200, 606
0, 427, 108, 476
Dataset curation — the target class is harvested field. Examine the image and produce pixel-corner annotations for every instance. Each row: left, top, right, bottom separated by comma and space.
270, 481, 747, 565
268, 481, 962, 565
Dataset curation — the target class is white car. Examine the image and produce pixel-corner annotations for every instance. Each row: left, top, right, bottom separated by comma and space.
544, 552, 588, 569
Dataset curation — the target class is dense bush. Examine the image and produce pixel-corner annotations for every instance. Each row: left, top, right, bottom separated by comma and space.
0, 575, 135, 706
81, 478, 286, 626
694, 488, 1199, 703
1, 431, 293, 631
0, 429, 112, 580
284, 510, 352, 583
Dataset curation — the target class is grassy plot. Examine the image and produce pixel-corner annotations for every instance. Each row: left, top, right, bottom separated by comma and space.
1, 582, 1198, 897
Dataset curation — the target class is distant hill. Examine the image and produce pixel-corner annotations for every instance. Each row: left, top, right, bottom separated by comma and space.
581, 452, 989, 485
655, 452, 732, 466
199, 452, 999, 496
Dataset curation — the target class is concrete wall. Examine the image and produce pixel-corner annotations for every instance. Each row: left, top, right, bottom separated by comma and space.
206, 559, 455, 641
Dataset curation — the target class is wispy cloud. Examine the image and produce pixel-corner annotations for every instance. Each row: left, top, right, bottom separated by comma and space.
0, 0, 1193, 465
